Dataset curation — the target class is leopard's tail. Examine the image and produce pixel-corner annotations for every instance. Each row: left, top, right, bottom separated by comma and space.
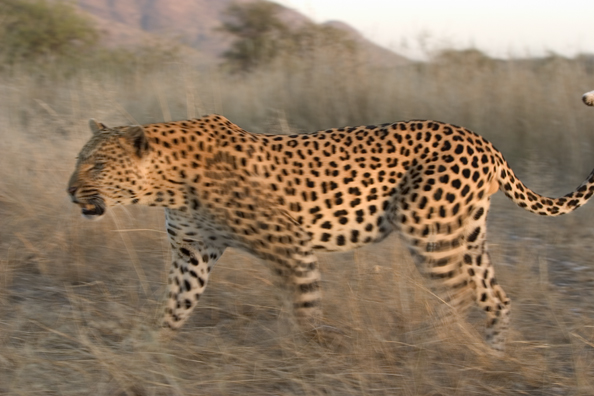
496, 90, 594, 217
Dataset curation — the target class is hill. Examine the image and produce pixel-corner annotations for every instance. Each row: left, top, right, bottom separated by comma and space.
72, 0, 408, 66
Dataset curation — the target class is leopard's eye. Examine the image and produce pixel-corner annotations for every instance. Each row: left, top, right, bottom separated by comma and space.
91, 162, 105, 172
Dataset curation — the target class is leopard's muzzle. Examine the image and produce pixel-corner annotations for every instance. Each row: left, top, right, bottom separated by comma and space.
68, 186, 106, 220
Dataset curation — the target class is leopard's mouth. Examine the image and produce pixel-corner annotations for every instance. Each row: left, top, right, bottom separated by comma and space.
79, 198, 106, 220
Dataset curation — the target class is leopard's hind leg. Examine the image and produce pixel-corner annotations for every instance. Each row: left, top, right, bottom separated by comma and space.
395, 195, 511, 350
463, 201, 511, 350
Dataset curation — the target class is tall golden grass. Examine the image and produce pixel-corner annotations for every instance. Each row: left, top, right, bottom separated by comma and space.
1, 52, 594, 395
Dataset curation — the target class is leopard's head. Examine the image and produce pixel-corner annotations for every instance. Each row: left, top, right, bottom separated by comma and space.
67, 119, 151, 219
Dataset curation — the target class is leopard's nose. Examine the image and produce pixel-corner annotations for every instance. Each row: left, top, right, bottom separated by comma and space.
68, 186, 77, 196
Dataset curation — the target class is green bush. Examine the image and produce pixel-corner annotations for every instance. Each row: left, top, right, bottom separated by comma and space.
219, 1, 289, 72
220, 1, 356, 72
0, 0, 99, 63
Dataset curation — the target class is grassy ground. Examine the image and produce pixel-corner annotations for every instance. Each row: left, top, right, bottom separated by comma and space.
1, 55, 594, 395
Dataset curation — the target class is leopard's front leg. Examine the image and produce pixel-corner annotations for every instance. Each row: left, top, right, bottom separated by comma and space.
235, 209, 323, 331
163, 241, 225, 329
162, 210, 226, 330
277, 243, 323, 329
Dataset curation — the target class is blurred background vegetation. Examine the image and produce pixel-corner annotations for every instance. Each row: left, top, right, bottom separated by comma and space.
0, 0, 98, 64
219, 1, 356, 72
1, 0, 593, 164
1, 1, 594, 395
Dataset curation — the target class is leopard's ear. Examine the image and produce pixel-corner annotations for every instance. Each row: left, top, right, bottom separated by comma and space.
122, 125, 150, 158
88, 119, 108, 135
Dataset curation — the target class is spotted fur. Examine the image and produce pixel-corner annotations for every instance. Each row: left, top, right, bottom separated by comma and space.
68, 93, 594, 350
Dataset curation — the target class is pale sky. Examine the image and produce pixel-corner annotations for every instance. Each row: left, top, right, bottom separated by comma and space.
275, 0, 594, 59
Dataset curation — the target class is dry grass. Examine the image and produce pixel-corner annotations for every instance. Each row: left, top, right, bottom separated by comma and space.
1, 54, 594, 395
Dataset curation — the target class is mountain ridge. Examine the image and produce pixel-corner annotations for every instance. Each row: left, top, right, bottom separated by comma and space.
72, 0, 407, 66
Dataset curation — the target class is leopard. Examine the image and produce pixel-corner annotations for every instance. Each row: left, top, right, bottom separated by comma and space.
67, 90, 594, 351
